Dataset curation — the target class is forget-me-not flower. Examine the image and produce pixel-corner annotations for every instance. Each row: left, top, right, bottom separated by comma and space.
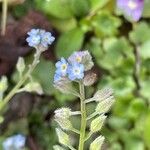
68, 51, 84, 63
3, 134, 26, 150
26, 29, 55, 49
55, 58, 68, 76
68, 63, 84, 81
117, 0, 144, 22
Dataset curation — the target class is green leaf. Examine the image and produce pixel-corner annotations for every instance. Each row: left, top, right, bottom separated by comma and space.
140, 80, 150, 99
143, 0, 150, 18
35, 0, 73, 19
56, 28, 84, 58
51, 18, 77, 32
32, 58, 55, 95
90, 0, 110, 12
143, 111, 150, 149
129, 22, 150, 44
70, 0, 90, 17
126, 99, 146, 120
140, 40, 150, 59
92, 11, 121, 37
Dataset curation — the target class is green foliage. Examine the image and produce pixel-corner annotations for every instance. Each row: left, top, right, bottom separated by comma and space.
56, 28, 84, 58
1, 0, 150, 149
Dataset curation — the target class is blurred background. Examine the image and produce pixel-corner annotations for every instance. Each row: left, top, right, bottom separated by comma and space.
0, 0, 150, 149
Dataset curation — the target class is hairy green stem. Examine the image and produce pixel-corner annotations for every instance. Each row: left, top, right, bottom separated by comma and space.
1, 0, 8, 35
78, 82, 86, 150
0, 51, 41, 112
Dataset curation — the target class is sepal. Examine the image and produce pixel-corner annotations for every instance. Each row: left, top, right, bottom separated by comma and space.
55, 117, 73, 131
83, 72, 97, 86
54, 79, 78, 96
55, 108, 72, 119
90, 115, 106, 133
93, 88, 113, 102
90, 136, 105, 150
18, 82, 43, 95
56, 128, 70, 147
95, 96, 115, 114
53, 145, 65, 150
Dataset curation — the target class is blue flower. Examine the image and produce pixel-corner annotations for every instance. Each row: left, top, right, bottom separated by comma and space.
54, 73, 62, 83
68, 51, 84, 63
26, 29, 55, 49
41, 32, 55, 48
117, 0, 144, 22
68, 63, 84, 81
3, 134, 26, 150
55, 58, 68, 77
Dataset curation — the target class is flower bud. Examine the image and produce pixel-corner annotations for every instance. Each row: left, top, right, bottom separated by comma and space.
0, 116, 4, 124
90, 136, 105, 150
90, 115, 106, 133
93, 88, 113, 102
95, 96, 115, 114
16, 57, 25, 76
56, 128, 70, 147
55, 117, 73, 130
54, 79, 76, 95
53, 145, 65, 150
54, 108, 72, 119
83, 73, 97, 86
0, 76, 8, 93
20, 82, 43, 95
82, 50, 94, 71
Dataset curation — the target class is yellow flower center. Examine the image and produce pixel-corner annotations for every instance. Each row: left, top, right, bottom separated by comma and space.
61, 64, 67, 70
76, 56, 82, 63
128, 0, 137, 9
74, 69, 80, 74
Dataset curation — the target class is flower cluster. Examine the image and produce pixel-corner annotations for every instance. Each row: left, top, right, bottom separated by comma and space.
3, 134, 26, 150
117, 0, 144, 22
53, 50, 115, 150
54, 51, 94, 83
26, 29, 55, 50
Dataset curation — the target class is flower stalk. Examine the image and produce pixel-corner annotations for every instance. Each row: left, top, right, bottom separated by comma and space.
1, 0, 8, 35
0, 50, 41, 112
53, 51, 115, 150
78, 81, 86, 150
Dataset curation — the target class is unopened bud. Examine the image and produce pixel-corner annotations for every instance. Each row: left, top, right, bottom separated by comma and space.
90, 115, 106, 133
53, 145, 65, 150
94, 88, 113, 102
83, 73, 97, 86
0, 76, 8, 93
55, 108, 72, 119
16, 57, 25, 76
56, 128, 70, 146
20, 82, 43, 95
95, 96, 115, 114
90, 136, 105, 150
55, 117, 73, 130
0, 116, 4, 124
54, 79, 76, 95
82, 50, 94, 71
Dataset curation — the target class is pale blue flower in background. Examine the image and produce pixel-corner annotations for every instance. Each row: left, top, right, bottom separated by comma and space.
117, 0, 144, 22
3, 134, 26, 150
26, 28, 55, 49
68, 63, 84, 81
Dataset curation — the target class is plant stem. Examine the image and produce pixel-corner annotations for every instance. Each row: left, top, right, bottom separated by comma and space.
0, 51, 41, 112
78, 82, 86, 150
1, 0, 8, 35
